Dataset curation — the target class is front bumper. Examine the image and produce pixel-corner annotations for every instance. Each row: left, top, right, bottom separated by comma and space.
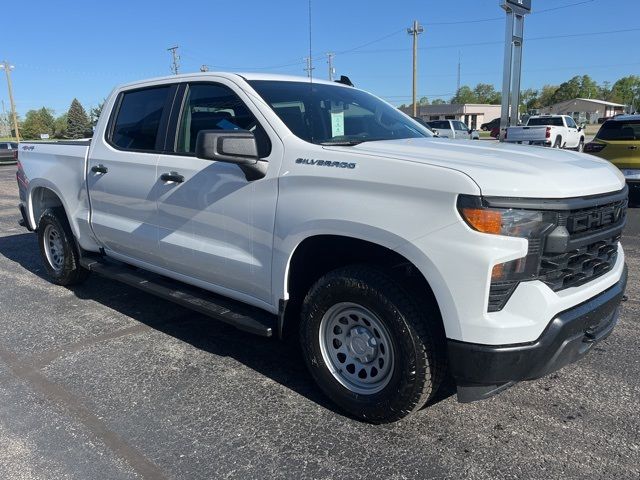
448, 265, 627, 402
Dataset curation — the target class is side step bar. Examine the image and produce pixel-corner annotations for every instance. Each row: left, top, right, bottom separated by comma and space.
79, 256, 275, 337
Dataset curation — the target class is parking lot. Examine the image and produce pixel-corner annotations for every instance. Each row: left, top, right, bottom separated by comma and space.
0, 164, 638, 479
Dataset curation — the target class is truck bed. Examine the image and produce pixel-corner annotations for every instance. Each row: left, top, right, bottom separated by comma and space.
17, 140, 92, 246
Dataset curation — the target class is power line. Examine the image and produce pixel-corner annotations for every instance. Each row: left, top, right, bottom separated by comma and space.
422, 0, 596, 26
337, 27, 640, 55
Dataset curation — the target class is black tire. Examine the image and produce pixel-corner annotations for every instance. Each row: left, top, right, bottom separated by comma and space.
299, 265, 446, 423
37, 208, 90, 286
553, 136, 562, 148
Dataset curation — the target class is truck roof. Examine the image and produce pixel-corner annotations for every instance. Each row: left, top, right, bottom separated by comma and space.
117, 72, 344, 90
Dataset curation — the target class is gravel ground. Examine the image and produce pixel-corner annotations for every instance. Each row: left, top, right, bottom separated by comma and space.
0, 164, 638, 479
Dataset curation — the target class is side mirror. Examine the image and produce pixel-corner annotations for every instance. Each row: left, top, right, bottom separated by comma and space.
195, 130, 267, 181
468, 129, 473, 134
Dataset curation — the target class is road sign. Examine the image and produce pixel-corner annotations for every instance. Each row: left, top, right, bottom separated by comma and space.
505, 0, 531, 12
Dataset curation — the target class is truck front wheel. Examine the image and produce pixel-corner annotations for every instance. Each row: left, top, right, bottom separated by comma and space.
300, 265, 445, 423
37, 208, 90, 286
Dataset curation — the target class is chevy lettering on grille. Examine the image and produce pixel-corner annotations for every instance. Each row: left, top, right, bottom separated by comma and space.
567, 203, 625, 234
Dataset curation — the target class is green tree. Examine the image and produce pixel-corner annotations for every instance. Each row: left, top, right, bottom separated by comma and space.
20, 108, 55, 139
610, 75, 640, 111
418, 96, 429, 105
520, 88, 539, 110
67, 98, 91, 139
473, 83, 501, 104
90, 100, 105, 126
431, 98, 447, 105
451, 86, 476, 104
538, 85, 559, 107
54, 113, 68, 138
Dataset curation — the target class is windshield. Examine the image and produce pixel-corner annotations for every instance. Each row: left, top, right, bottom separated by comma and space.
596, 119, 640, 141
527, 117, 564, 126
248, 80, 432, 145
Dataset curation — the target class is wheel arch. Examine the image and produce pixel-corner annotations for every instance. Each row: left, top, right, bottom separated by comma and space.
278, 233, 445, 340
29, 184, 69, 231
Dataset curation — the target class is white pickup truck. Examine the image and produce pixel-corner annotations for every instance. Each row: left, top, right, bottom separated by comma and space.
505, 115, 586, 151
16, 73, 628, 423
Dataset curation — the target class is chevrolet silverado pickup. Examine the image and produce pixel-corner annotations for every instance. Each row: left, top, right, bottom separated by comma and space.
16, 73, 628, 423
505, 115, 586, 151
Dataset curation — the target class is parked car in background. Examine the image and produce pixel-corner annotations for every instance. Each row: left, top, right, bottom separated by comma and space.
425, 119, 477, 139
504, 115, 585, 151
585, 115, 640, 196
481, 117, 500, 131
0, 141, 18, 163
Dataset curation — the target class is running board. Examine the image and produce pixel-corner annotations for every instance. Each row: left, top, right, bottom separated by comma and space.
79, 256, 275, 337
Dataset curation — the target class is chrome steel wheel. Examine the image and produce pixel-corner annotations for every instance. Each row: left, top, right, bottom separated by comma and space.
319, 302, 395, 395
43, 223, 65, 272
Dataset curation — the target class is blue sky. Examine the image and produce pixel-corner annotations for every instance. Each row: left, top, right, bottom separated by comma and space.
3, 0, 639, 117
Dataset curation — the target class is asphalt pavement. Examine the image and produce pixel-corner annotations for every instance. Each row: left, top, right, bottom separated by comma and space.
0, 164, 638, 480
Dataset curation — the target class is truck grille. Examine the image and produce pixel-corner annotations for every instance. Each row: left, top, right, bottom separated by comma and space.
539, 235, 620, 291
487, 192, 626, 312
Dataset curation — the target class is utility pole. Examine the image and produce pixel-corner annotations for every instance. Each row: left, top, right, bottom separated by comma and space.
0, 60, 19, 140
457, 51, 461, 94
407, 20, 424, 117
303, 57, 314, 78
167, 46, 180, 75
326, 52, 335, 81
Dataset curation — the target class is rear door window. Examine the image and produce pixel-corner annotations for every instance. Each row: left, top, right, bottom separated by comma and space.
428, 121, 450, 129
527, 117, 564, 126
597, 120, 640, 141
110, 86, 173, 151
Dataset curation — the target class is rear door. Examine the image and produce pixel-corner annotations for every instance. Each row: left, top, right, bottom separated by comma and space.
88, 83, 177, 265
154, 79, 282, 304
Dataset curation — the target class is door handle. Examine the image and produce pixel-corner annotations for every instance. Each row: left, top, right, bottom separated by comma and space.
160, 171, 185, 183
628, 146, 638, 150
91, 164, 108, 174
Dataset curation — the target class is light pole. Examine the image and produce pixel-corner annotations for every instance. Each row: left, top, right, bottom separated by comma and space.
0, 61, 19, 140
407, 20, 424, 117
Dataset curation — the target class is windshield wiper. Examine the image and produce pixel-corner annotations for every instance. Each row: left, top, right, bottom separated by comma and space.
319, 140, 365, 146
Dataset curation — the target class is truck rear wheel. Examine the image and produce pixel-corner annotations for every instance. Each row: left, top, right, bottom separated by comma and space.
300, 265, 445, 423
553, 136, 562, 148
37, 208, 90, 286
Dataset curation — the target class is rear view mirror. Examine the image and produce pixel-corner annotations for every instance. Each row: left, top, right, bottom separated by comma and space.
195, 130, 267, 181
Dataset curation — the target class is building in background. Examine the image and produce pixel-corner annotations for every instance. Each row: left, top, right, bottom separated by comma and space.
400, 104, 502, 130
541, 98, 626, 124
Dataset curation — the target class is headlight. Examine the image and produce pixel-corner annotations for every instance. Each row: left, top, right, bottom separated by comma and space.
457, 195, 558, 311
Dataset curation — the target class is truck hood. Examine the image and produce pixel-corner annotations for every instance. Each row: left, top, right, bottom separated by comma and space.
344, 138, 625, 198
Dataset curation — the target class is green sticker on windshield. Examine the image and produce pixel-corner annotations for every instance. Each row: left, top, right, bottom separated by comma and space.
331, 111, 345, 137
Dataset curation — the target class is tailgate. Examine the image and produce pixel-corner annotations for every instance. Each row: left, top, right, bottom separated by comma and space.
506, 126, 548, 142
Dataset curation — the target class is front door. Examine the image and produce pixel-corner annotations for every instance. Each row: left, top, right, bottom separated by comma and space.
454, 121, 471, 139
564, 116, 580, 148
88, 84, 177, 266
155, 80, 281, 305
